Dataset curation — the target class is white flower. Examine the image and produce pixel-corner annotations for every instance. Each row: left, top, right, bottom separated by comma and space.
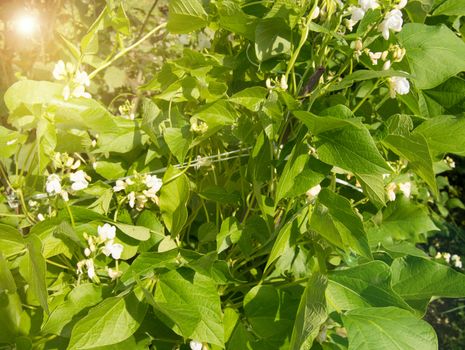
306, 184, 322, 201
62, 85, 71, 100
378, 9, 403, 40
398, 182, 411, 198
455, 260, 463, 268
190, 340, 203, 350
280, 75, 288, 90
70, 170, 89, 191
53, 60, 67, 80
128, 191, 136, 208
310, 6, 320, 20
37, 213, 45, 221
383, 60, 391, 70
74, 70, 90, 86
61, 190, 69, 202
85, 259, 96, 279
145, 175, 163, 192
113, 179, 127, 192
107, 268, 122, 280
197, 32, 211, 50
71, 85, 92, 99
179, 34, 190, 46
435, 252, 442, 259
368, 51, 382, 65
84, 248, 91, 257
386, 182, 397, 201
46, 174, 62, 195
388, 76, 410, 98
98, 223, 116, 241
359, 0, 379, 11
102, 241, 124, 260
443, 253, 451, 263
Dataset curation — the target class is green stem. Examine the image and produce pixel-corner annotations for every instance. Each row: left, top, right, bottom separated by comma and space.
89, 22, 167, 79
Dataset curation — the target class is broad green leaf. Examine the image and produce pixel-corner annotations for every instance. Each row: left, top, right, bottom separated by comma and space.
113, 223, 150, 241
289, 274, 328, 350
42, 283, 103, 336
164, 127, 192, 163
0, 252, 16, 293
355, 173, 386, 208
244, 285, 299, 347
294, 110, 363, 135
159, 167, 190, 237
217, 0, 257, 40
119, 250, 179, 286
310, 189, 372, 259
398, 24, 465, 89
255, 17, 291, 61
413, 115, 465, 156
0, 224, 25, 256
154, 268, 224, 346
275, 142, 309, 204
368, 198, 438, 243
27, 235, 49, 314
230, 87, 268, 112
68, 291, 147, 349
326, 261, 412, 312
0, 126, 27, 159
391, 256, 465, 304
4, 80, 63, 112
0, 291, 22, 343
249, 131, 272, 184
342, 307, 437, 350
94, 160, 126, 180
423, 77, 465, 113
194, 100, 237, 128
217, 217, 242, 254
265, 212, 303, 271
433, 0, 465, 16
167, 0, 208, 34
383, 133, 437, 197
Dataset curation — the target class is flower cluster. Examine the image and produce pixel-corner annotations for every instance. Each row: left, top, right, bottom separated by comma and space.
435, 252, 462, 268
53, 60, 91, 100
266, 75, 288, 91
113, 173, 163, 211
77, 224, 124, 281
190, 340, 206, 350
45, 169, 91, 201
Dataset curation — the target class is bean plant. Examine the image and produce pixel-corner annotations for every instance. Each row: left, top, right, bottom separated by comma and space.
1, 0, 465, 349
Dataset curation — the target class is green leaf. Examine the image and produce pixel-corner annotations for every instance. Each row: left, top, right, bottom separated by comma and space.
0, 224, 25, 256
230, 87, 268, 112
159, 167, 190, 237
113, 223, 150, 241
163, 127, 192, 163
154, 268, 224, 346
244, 285, 299, 347
383, 133, 437, 197
342, 307, 437, 350
68, 291, 147, 349
433, 0, 465, 16
42, 283, 103, 336
4, 80, 63, 113
391, 256, 465, 304
310, 189, 372, 259
367, 198, 438, 243
119, 250, 179, 286
275, 142, 309, 204
167, 0, 208, 34
217, 0, 257, 40
27, 235, 49, 314
0, 252, 16, 293
255, 17, 291, 61
413, 115, 465, 156
326, 261, 412, 312
0, 126, 27, 159
289, 274, 328, 350
399, 24, 465, 89
217, 217, 242, 254
199, 186, 241, 205
194, 99, 237, 128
